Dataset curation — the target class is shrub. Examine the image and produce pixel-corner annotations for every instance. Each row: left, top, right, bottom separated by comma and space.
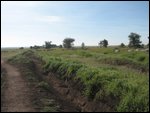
38, 81, 50, 91
137, 56, 145, 62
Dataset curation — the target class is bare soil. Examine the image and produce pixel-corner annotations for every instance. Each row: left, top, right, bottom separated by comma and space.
1, 60, 36, 112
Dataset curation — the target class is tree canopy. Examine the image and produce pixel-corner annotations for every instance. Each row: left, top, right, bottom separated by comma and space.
99, 39, 108, 48
81, 42, 85, 49
45, 41, 52, 49
63, 38, 75, 48
128, 32, 142, 48
120, 43, 125, 47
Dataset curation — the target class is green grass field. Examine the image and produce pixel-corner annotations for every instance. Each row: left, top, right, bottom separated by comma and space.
1, 47, 149, 112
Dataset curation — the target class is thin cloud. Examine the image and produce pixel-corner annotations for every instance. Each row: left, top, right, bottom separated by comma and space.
38, 16, 64, 23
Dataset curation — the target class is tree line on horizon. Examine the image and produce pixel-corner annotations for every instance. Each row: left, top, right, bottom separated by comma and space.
28, 32, 149, 49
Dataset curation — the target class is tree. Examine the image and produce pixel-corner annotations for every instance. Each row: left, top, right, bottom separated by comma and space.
128, 32, 142, 48
33, 45, 40, 49
59, 45, 63, 48
99, 39, 108, 48
98, 41, 103, 47
45, 41, 52, 49
63, 38, 75, 48
81, 42, 85, 49
120, 43, 125, 47
19, 47, 24, 49
103, 39, 108, 47
141, 44, 144, 48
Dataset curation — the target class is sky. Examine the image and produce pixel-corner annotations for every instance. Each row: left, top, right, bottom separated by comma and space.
1, 1, 149, 47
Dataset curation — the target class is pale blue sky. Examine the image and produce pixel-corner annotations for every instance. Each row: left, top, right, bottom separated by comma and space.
1, 1, 149, 47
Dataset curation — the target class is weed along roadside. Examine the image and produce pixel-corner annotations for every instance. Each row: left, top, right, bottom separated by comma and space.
1, 48, 149, 112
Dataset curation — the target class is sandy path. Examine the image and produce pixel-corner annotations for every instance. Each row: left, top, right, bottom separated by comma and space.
1, 60, 36, 112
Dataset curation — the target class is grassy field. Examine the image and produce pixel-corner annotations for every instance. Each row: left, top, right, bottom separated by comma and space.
1, 48, 28, 60
1, 47, 149, 112
35, 47, 149, 112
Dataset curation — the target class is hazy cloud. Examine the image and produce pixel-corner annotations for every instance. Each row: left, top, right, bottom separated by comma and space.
38, 16, 63, 23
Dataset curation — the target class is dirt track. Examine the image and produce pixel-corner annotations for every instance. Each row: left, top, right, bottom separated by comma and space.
1, 60, 36, 112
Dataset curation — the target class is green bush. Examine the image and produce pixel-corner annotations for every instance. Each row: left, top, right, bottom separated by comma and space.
137, 56, 145, 62
78, 51, 93, 57
38, 81, 50, 91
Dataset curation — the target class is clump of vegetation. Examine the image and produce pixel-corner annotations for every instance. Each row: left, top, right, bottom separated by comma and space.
41, 55, 149, 112
137, 55, 146, 62
40, 99, 60, 112
38, 81, 50, 91
95, 54, 149, 72
77, 51, 93, 57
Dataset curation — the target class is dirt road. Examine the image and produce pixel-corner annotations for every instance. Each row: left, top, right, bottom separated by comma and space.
1, 60, 36, 112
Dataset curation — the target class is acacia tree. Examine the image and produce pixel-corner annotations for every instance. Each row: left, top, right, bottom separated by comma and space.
128, 32, 142, 48
99, 39, 108, 48
63, 38, 75, 48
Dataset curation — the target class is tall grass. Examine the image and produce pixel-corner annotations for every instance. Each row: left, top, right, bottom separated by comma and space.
8, 49, 149, 112
41, 55, 149, 112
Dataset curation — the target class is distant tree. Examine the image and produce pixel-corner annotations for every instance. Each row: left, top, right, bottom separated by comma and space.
45, 41, 52, 49
51, 44, 57, 48
81, 42, 85, 49
103, 39, 108, 47
63, 38, 75, 48
33, 45, 40, 49
141, 44, 144, 48
128, 32, 142, 48
99, 39, 108, 48
120, 43, 125, 47
98, 41, 103, 47
30, 46, 33, 49
19, 47, 24, 49
42, 45, 45, 48
59, 45, 63, 48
